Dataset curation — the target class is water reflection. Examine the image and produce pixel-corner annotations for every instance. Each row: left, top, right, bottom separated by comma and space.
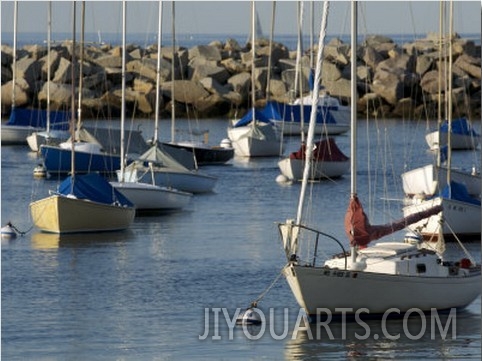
31, 230, 133, 249
284, 307, 481, 360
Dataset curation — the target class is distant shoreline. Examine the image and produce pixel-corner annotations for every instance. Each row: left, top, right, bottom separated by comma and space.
3, 31, 480, 50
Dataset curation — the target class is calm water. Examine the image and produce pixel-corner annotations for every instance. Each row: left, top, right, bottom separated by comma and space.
1, 118, 481, 360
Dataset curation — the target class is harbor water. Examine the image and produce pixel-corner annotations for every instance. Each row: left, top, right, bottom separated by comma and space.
1, 118, 481, 360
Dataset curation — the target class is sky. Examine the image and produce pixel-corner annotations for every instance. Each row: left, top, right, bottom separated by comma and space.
0, 1, 480, 42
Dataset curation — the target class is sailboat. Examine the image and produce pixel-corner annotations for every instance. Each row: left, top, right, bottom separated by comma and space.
26, 2, 71, 152
227, 1, 281, 158
115, 3, 216, 195
260, 2, 349, 137
278, 0, 480, 318
1, 1, 70, 146
29, 1, 135, 234
158, 2, 234, 166
425, 117, 480, 150
277, 1, 349, 182
402, 0, 481, 241
109, 1, 192, 212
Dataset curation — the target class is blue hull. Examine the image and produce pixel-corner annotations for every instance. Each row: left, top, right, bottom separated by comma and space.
40, 145, 121, 175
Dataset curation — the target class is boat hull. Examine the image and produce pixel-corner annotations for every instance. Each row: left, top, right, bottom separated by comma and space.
161, 141, 234, 165
120, 167, 217, 194
426, 130, 480, 150
402, 164, 480, 197
227, 123, 281, 157
1, 125, 42, 145
278, 157, 349, 181
30, 194, 135, 234
110, 181, 192, 210
284, 263, 481, 316
403, 197, 481, 241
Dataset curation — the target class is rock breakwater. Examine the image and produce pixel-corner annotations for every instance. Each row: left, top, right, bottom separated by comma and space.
1, 33, 480, 120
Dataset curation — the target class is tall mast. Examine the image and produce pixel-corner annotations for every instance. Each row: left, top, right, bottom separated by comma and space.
153, 0, 163, 145
295, 0, 330, 225
120, 0, 126, 182
170, 1, 176, 142
11, 1, 18, 112
251, 0, 256, 126
46, 1, 52, 133
70, 1, 77, 182
350, 0, 357, 198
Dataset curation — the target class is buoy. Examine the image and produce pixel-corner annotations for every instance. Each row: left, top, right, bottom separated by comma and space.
236, 303, 262, 325
33, 164, 47, 178
220, 138, 232, 149
1, 223, 17, 240
276, 174, 291, 184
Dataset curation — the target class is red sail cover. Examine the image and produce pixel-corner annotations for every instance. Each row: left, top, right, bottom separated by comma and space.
344, 195, 443, 247
289, 138, 349, 162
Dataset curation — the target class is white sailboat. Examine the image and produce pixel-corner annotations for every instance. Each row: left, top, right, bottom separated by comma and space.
277, 1, 349, 182
110, 1, 192, 211
227, 1, 281, 158
26, 1, 70, 152
159, 2, 234, 166
115, 3, 216, 195
29, 2, 135, 234
278, 0, 480, 318
402, 1, 481, 241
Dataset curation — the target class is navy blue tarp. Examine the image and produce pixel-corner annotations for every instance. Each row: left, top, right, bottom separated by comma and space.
261, 101, 338, 124
233, 108, 273, 127
58, 173, 133, 207
440, 181, 481, 206
7, 107, 70, 130
439, 118, 479, 137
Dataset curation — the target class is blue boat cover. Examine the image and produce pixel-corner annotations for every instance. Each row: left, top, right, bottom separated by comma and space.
233, 108, 273, 127
58, 173, 134, 207
440, 181, 481, 206
260, 101, 338, 124
439, 117, 479, 136
7, 107, 70, 130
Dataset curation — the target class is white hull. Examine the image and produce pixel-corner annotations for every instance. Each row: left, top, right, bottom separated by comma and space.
1, 125, 42, 145
120, 167, 217, 194
403, 196, 481, 240
26, 130, 70, 152
426, 130, 480, 150
402, 164, 480, 197
278, 157, 349, 181
30, 194, 135, 234
227, 123, 281, 157
110, 181, 192, 211
284, 263, 480, 316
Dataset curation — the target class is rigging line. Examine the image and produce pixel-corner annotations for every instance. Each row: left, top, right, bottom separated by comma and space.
443, 218, 477, 264
250, 267, 285, 305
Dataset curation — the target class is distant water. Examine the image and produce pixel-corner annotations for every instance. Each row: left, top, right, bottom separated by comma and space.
1, 118, 480, 360
2, 31, 480, 50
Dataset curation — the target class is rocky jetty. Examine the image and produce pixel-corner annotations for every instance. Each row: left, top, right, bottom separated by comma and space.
1, 33, 480, 120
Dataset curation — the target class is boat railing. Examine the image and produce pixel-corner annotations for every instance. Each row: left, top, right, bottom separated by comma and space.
280, 223, 348, 270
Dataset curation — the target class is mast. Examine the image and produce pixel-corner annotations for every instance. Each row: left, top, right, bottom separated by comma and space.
446, 0, 454, 191
170, 1, 176, 142
349, 0, 358, 263
295, 0, 330, 225
70, 1, 77, 182
120, 0, 126, 182
153, 0, 163, 145
76, 1, 85, 134
250, 0, 256, 127
46, 1, 51, 133
265, 1, 276, 103
11, 1, 18, 112
294, 1, 305, 142
350, 0, 357, 197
